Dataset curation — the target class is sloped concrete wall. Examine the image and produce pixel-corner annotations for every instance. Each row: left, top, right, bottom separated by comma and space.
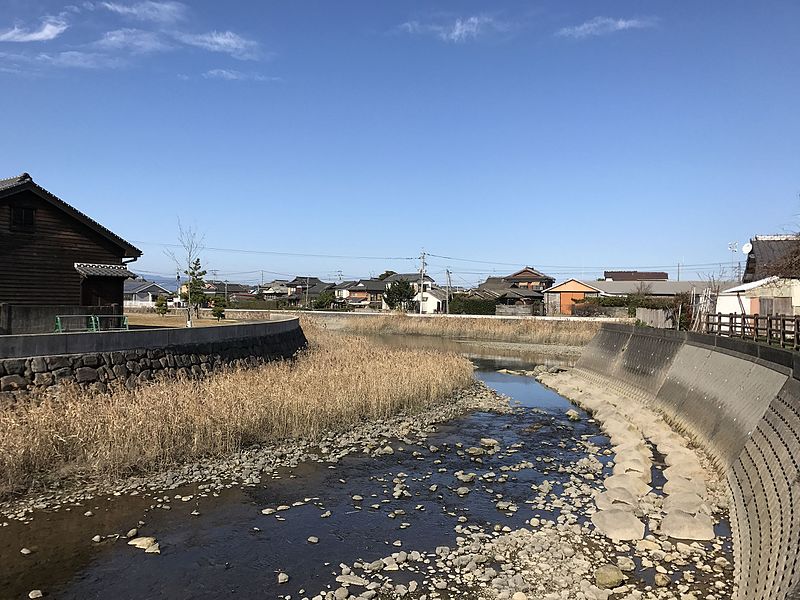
576, 324, 800, 600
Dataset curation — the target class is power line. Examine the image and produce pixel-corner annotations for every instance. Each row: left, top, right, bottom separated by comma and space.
131, 239, 417, 262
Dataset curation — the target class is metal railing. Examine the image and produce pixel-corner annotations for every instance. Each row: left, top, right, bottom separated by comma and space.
705, 313, 800, 351
55, 314, 129, 333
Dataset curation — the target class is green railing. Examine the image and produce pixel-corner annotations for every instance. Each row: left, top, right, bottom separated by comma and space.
54, 315, 129, 333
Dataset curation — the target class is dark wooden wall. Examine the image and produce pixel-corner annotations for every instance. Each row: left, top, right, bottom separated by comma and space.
0, 189, 126, 305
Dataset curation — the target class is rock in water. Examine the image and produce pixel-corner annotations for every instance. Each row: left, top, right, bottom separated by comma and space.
128, 536, 157, 549
660, 510, 716, 540
28, 591, 43, 599
591, 509, 645, 540
278, 572, 289, 584
595, 564, 625, 589
566, 409, 581, 421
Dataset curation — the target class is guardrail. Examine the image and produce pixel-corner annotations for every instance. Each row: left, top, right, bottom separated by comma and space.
55, 314, 129, 333
705, 313, 800, 351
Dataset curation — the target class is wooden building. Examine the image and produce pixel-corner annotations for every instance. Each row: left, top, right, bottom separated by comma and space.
0, 173, 141, 329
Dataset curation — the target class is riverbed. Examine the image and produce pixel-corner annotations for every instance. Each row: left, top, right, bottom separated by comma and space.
0, 341, 732, 600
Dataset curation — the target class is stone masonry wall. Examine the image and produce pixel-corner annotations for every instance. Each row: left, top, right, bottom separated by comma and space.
0, 325, 307, 400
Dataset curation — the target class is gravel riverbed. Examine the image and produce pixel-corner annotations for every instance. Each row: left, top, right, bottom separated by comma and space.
0, 363, 733, 600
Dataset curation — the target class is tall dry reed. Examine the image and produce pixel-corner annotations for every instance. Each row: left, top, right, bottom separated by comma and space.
0, 331, 473, 496
311, 314, 603, 346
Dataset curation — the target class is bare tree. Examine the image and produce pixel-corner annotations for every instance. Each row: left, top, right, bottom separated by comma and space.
165, 220, 206, 327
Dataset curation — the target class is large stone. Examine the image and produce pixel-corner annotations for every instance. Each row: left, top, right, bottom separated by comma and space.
2, 358, 27, 375
594, 487, 639, 511
663, 492, 709, 515
30, 357, 48, 373
46, 355, 72, 370
591, 509, 645, 540
660, 510, 715, 540
604, 473, 651, 497
75, 367, 99, 383
1, 374, 28, 391
595, 564, 625, 589
663, 476, 706, 497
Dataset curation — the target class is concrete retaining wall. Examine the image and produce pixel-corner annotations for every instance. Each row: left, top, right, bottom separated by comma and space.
0, 304, 122, 335
576, 324, 800, 600
0, 319, 306, 397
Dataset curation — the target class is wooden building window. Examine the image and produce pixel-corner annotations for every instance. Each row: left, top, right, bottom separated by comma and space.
10, 205, 36, 232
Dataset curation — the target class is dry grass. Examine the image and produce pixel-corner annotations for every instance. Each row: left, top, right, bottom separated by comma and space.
311, 313, 603, 346
0, 329, 473, 496
125, 313, 236, 328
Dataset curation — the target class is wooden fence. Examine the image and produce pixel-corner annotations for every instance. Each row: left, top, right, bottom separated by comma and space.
705, 313, 800, 351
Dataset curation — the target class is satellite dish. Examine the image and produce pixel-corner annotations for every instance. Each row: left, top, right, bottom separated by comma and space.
742, 242, 753, 255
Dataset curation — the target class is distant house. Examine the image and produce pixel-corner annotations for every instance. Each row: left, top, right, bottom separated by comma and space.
0, 173, 141, 333
475, 267, 554, 314
544, 278, 730, 315
204, 281, 252, 299
717, 277, 799, 316
381, 273, 435, 311
604, 271, 669, 281
543, 279, 604, 315
258, 280, 289, 300
333, 280, 357, 302
742, 235, 800, 283
345, 279, 385, 310
124, 279, 170, 307
287, 276, 324, 297
415, 286, 448, 314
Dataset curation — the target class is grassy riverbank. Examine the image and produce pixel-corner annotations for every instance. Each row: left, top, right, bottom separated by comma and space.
310, 313, 604, 346
0, 330, 473, 497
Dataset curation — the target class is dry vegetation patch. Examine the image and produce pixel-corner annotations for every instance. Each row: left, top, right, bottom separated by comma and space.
311, 313, 603, 346
0, 330, 473, 497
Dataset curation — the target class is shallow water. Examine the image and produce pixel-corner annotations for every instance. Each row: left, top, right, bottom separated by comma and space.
1, 350, 732, 600
1, 357, 603, 599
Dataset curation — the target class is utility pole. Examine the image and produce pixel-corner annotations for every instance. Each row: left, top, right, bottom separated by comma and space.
677, 262, 681, 282
305, 276, 309, 308
446, 269, 452, 314
419, 251, 427, 315
225, 279, 228, 303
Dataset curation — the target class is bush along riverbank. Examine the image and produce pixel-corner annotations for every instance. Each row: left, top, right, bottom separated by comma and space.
303, 313, 606, 346
0, 331, 475, 501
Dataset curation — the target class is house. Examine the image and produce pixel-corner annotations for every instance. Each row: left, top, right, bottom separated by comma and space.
124, 279, 170, 307
381, 273, 434, 311
204, 281, 252, 299
415, 286, 448, 314
543, 279, 604, 315
544, 278, 729, 315
604, 271, 669, 281
0, 173, 141, 334
742, 235, 800, 283
258, 280, 289, 300
475, 267, 554, 314
333, 280, 357, 302
716, 277, 799, 316
383, 273, 434, 292
287, 276, 325, 296
347, 279, 386, 310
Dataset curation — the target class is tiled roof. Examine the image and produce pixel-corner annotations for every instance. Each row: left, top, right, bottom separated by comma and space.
0, 173, 141, 258
385, 273, 434, 284
75, 263, 136, 278
744, 235, 800, 282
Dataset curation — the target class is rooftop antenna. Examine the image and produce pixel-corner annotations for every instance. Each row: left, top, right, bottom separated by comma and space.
728, 242, 741, 281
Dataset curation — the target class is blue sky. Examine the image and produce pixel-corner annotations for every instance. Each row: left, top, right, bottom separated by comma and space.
1, 1, 798, 286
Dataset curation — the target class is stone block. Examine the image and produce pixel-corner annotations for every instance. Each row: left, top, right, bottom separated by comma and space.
1, 374, 29, 391
75, 367, 99, 383
30, 357, 48, 373
3, 358, 27, 375
112, 364, 128, 379
53, 367, 74, 382
33, 372, 55, 387
46, 355, 72, 370
82, 354, 100, 368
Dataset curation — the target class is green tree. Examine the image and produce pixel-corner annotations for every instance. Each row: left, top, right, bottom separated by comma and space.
384, 280, 415, 310
211, 296, 226, 321
154, 295, 169, 316
377, 270, 397, 281
184, 258, 207, 316
313, 290, 336, 310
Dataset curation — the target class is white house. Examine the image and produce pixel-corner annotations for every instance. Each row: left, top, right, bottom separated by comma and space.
415, 287, 448, 314
716, 277, 799, 316
123, 279, 170, 307
381, 273, 434, 311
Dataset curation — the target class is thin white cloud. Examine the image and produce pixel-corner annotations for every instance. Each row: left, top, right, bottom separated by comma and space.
176, 30, 259, 60
202, 68, 279, 82
95, 28, 170, 53
400, 15, 505, 43
557, 16, 656, 39
37, 50, 123, 69
0, 16, 68, 43
99, 1, 186, 23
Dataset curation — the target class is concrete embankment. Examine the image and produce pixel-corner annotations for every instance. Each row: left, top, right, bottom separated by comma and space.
571, 323, 800, 600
